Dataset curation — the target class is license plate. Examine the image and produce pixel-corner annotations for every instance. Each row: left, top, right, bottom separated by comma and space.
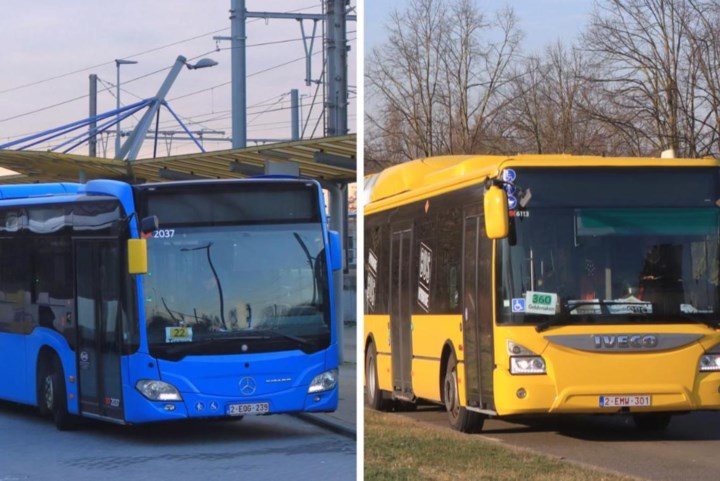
227, 402, 270, 416
599, 395, 651, 407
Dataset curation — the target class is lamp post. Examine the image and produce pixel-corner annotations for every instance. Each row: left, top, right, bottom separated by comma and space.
185, 58, 218, 70
117, 55, 219, 161
115, 59, 139, 158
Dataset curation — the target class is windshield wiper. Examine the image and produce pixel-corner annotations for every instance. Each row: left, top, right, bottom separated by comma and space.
158, 330, 316, 356
535, 312, 583, 333
252, 328, 316, 349
535, 300, 629, 332
536, 301, 720, 332
670, 314, 720, 330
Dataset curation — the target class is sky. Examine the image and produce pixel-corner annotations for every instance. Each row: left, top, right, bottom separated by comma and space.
364, 0, 594, 55
0, 1, 357, 159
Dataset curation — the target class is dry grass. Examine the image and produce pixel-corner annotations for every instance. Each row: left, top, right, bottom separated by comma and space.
364, 408, 637, 481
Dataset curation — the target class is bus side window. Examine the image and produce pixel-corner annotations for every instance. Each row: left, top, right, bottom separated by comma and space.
448, 266, 459, 309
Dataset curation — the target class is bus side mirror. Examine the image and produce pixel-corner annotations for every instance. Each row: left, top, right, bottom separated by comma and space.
328, 230, 342, 271
128, 239, 148, 274
141, 215, 159, 236
484, 184, 509, 239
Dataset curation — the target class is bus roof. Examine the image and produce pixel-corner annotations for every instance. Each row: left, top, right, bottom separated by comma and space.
365, 154, 720, 213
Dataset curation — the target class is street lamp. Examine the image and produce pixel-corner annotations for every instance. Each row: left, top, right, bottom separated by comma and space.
115, 59, 138, 158
185, 58, 218, 70
116, 55, 219, 161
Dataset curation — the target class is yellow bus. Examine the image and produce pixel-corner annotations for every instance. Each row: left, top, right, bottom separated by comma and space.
364, 154, 720, 432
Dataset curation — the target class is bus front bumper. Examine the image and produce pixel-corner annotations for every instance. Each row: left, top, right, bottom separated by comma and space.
494, 370, 720, 416
123, 384, 338, 423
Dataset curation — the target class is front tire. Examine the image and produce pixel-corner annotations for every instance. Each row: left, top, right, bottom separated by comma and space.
443, 352, 484, 433
365, 343, 390, 410
42, 356, 75, 431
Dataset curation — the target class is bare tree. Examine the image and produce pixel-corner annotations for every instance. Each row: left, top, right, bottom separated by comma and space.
582, 0, 720, 157
365, 0, 522, 168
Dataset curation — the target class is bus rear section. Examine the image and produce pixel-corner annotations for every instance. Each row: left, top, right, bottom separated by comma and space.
364, 156, 720, 433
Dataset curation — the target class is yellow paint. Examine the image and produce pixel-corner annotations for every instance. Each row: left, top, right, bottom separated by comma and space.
365, 315, 392, 392
412, 358, 441, 400
483, 184, 509, 239
411, 314, 464, 401
366, 154, 720, 215
493, 324, 720, 415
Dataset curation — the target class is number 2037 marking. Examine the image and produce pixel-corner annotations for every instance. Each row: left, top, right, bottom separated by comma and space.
153, 229, 175, 238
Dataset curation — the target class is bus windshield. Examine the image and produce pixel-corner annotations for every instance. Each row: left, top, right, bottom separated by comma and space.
498, 168, 720, 327
143, 223, 330, 356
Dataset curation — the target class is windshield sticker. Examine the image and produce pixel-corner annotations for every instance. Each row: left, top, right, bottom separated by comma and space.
502, 168, 516, 183
511, 298, 526, 313
507, 195, 518, 210
166, 326, 193, 343
525, 291, 558, 315
509, 210, 529, 218
417, 242, 432, 312
368, 249, 378, 275
504, 184, 516, 196
366, 249, 378, 311
681, 304, 713, 314
567, 296, 653, 315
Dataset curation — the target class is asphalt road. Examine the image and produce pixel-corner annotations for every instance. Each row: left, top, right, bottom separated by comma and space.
394, 405, 720, 481
0, 401, 356, 481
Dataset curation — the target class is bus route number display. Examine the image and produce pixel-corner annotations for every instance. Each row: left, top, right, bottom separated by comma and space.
165, 326, 194, 343
524, 291, 558, 315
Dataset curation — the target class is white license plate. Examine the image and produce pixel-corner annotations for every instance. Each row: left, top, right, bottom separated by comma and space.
227, 402, 270, 416
599, 395, 651, 407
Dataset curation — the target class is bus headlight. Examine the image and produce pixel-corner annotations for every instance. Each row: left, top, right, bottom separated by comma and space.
136, 380, 183, 401
700, 354, 720, 372
308, 369, 338, 393
507, 339, 546, 375
510, 356, 547, 375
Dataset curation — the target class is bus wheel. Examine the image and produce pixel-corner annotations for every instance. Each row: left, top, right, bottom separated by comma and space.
37, 361, 51, 418
43, 356, 76, 431
444, 352, 484, 433
633, 413, 671, 432
365, 343, 390, 411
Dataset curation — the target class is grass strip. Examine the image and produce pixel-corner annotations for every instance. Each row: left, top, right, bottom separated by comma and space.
365, 408, 638, 481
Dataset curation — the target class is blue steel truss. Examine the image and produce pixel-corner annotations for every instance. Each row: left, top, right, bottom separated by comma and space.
0, 99, 207, 158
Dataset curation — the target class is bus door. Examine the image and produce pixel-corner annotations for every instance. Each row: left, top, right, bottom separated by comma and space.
462, 207, 494, 411
389, 225, 413, 399
74, 239, 124, 421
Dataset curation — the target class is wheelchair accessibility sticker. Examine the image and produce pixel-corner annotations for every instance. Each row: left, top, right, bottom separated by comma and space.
511, 298, 526, 313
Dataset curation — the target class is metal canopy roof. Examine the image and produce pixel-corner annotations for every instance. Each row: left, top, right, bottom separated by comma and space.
0, 134, 356, 185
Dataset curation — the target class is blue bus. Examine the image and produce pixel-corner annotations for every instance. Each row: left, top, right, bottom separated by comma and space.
0, 177, 341, 429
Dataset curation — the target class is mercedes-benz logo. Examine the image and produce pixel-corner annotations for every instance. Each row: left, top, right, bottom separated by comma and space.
239, 376, 257, 396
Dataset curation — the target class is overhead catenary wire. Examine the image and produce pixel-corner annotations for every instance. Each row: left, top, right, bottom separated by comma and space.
1, 6, 355, 147
0, 32, 357, 127
0, 3, 324, 96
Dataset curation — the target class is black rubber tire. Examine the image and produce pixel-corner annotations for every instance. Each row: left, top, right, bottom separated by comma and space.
37, 360, 51, 417
43, 356, 76, 431
365, 343, 390, 411
633, 413, 672, 432
443, 351, 484, 433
